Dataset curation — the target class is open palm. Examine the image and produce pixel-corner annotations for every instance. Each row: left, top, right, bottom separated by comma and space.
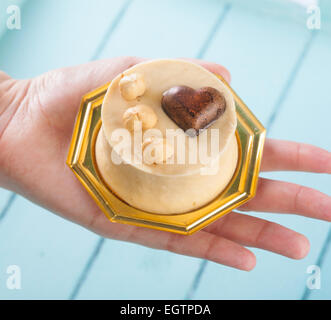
0, 56, 330, 271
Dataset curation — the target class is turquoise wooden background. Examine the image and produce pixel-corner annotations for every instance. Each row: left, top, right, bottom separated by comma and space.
0, 0, 330, 299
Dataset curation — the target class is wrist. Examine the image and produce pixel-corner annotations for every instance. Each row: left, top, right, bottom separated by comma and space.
0, 73, 30, 139
0, 72, 31, 189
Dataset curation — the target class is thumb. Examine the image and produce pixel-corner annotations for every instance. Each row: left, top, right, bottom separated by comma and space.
34, 56, 146, 110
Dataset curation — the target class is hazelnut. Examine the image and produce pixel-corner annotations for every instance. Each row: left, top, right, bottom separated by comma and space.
119, 73, 146, 101
122, 104, 158, 131
142, 137, 174, 165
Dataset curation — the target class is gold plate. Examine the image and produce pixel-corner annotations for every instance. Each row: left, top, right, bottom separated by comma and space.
67, 75, 266, 235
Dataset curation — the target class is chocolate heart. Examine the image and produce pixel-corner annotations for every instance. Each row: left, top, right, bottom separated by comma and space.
161, 86, 226, 136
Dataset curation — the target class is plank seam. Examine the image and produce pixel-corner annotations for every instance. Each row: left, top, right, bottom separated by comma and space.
185, 260, 208, 300
69, 237, 105, 300
0, 192, 16, 223
266, 30, 317, 132
90, 0, 133, 61
197, 3, 232, 59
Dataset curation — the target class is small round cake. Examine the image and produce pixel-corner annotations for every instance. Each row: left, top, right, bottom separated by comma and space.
95, 59, 238, 214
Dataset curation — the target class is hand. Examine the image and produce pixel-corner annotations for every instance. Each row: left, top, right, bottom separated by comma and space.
0, 57, 330, 271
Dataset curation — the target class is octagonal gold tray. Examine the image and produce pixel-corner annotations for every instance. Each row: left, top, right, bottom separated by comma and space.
67, 75, 266, 235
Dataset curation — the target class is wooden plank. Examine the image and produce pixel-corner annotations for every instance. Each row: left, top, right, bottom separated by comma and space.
0, 0, 126, 77
76, 240, 202, 299
0, 0, 131, 299
75, 0, 228, 299
99, 0, 226, 59
202, 2, 312, 125
0, 196, 97, 299
193, 23, 331, 299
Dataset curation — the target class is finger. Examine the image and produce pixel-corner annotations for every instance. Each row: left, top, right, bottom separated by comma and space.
262, 139, 331, 173
0, 71, 12, 82
86, 211, 255, 271
240, 178, 331, 221
179, 58, 231, 83
205, 212, 310, 259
